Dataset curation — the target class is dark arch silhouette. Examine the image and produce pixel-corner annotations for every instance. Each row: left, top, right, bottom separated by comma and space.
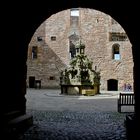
2, 1, 140, 139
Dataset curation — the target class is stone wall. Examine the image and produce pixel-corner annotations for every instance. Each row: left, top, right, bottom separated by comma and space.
27, 8, 133, 91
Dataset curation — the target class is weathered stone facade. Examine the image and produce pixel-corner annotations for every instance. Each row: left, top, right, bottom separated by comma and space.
27, 8, 133, 91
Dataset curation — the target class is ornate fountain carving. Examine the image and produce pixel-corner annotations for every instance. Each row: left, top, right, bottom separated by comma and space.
60, 40, 100, 95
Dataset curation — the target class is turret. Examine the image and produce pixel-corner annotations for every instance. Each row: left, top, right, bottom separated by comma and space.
75, 40, 85, 56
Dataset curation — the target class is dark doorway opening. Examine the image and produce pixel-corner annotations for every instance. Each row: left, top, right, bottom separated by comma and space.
107, 79, 118, 91
29, 76, 35, 88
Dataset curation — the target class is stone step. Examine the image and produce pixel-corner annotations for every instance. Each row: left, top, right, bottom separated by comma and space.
4, 110, 22, 122
3, 114, 33, 139
8, 113, 33, 128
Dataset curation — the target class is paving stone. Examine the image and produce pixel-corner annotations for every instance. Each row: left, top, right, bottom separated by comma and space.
17, 89, 133, 140
18, 110, 127, 140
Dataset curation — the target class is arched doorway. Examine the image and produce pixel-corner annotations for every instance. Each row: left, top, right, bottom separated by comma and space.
2, 1, 139, 139
107, 79, 118, 91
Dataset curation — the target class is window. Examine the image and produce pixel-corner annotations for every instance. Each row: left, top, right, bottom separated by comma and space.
69, 41, 76, 59
37, 36, 43, 41
69, 34, 79, 59
51, 36, 56, 41
114, 54, 120, 60
70, 8, 79, 17
109, 32, 128, 41
96, 18, 99, 23
50, 76, 55, 80
112, 44, 121, 60
32, 46, 38, 59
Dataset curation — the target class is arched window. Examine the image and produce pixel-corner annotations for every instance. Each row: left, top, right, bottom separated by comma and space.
32, 46, 38, 59
69, 34, 79, 59
69, 40, 76, 58
112, 44, 120, 60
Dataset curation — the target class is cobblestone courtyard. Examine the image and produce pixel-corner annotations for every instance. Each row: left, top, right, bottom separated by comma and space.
18, 89, 134, 140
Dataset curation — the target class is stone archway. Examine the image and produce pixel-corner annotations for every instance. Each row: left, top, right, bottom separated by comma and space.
2, 1, 140, 139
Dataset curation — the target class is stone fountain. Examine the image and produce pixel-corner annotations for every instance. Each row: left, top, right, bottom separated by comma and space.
60, 40, 100, 95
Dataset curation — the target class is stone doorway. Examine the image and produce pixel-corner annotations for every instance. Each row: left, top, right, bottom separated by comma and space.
29, 76, 35, 88
107, 79, 118, 91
